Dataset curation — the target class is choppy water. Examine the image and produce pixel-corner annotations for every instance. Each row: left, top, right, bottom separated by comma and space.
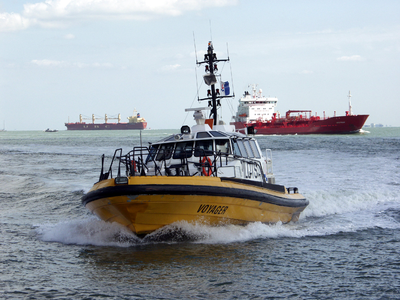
1, 128, 399, 299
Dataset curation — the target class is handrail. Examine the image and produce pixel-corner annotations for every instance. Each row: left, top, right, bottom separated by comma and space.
99, 146, 267, 183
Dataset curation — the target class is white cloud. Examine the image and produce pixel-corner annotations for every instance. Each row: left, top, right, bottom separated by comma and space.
31, 59, 114, 68
31, 59, 68, 67
0, 12, 33, 32
0, 0, 237, 32
336, 55, 364, 61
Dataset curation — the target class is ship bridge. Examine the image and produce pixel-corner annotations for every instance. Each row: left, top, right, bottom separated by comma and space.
235, 85, 278, 122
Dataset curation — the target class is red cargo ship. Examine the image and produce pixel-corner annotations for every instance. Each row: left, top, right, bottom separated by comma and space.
231, 86, 369, 135
65, 110, 147, 130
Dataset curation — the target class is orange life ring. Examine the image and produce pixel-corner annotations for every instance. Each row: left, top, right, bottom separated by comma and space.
202, 157, 212, 176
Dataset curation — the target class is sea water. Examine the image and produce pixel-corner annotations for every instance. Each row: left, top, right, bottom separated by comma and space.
0, 128, 399, 299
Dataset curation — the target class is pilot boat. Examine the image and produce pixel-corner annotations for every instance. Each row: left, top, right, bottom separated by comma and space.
81, 41, 308, 236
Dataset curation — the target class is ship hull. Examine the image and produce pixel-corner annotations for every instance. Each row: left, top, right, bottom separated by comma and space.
65, 122, 147, 130
82, 176, 308, 236
232, 114, 369, 135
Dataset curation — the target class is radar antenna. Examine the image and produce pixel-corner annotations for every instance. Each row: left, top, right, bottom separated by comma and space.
196, 41, 234, 126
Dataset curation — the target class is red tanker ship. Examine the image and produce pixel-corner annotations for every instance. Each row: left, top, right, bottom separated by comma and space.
65, 109, 147, 130
231, 85, 368, 135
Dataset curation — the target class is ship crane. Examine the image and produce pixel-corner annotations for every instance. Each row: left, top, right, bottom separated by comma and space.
91, 114, 105, 124
78, 114, 99, 123
79, 114, 121, 124
105, 114, 121, 123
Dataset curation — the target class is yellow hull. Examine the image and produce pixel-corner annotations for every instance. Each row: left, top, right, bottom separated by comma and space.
82, 176, 308, 235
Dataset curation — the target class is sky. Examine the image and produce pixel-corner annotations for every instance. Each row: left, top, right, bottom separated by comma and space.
1, 0, 399, 130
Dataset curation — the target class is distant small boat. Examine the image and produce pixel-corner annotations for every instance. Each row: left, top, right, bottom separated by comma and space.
45, 128, 58, 132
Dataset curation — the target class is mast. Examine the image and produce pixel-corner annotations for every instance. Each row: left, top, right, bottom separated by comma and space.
348, 90, 352, 116
197, 41, 233, 126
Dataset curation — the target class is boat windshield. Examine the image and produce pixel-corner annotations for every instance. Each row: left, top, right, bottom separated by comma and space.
145, 136, 260, 165
156, 143, 174, 161
215, 139, 230, 154
244, 140, 254, 157
173, 141, 194, 159
250, 140, 261, 158
237, 140, 249, 157
194, 140, 213, 157
232, 139, 242, 156
231, 138, 261, 158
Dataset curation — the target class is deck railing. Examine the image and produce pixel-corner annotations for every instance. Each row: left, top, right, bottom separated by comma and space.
98, 146, 267, 184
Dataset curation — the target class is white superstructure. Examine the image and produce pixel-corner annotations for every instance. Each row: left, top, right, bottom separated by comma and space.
235, 84, 278, 123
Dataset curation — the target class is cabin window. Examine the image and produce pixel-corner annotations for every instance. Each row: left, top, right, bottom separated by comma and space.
250, 140, 261, 158
232, 139, 242, 156
173, 141, 193, 159
196, 132, 211, 139
194, 140, 213, 157
237, 139, 249, 157
215, 139, 230, 154
156, 143, 174, 161
244, 140, 255, 157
